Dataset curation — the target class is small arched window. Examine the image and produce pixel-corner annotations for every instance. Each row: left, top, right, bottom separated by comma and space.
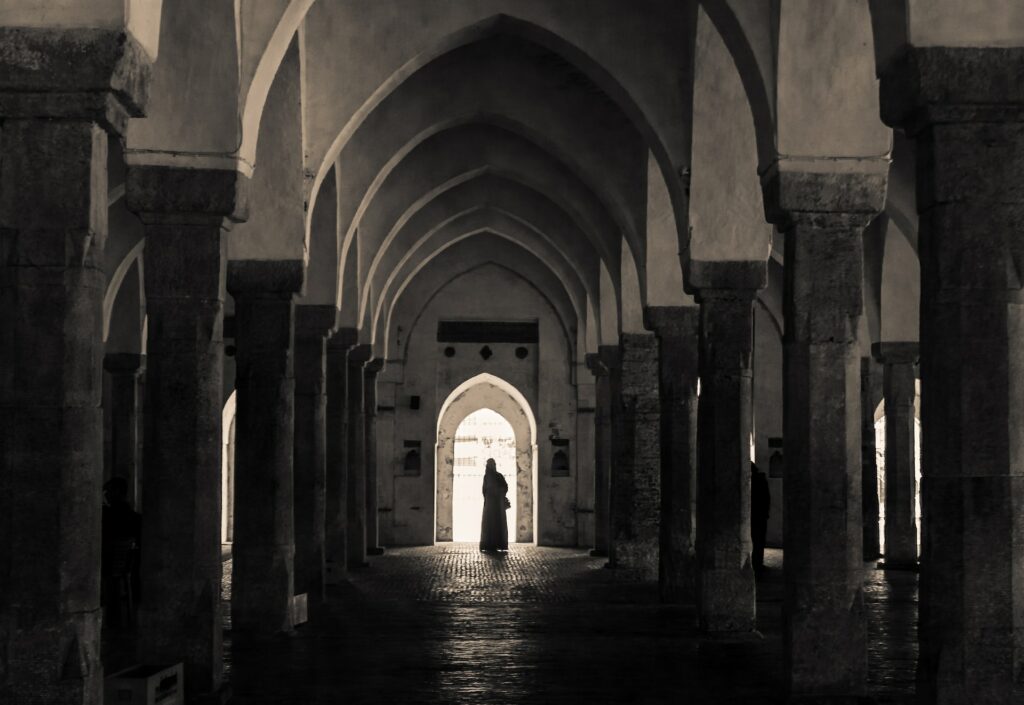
551, 448, 570, 477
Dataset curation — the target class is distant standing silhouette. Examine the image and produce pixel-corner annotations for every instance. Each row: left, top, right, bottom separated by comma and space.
479, 458, 509, 552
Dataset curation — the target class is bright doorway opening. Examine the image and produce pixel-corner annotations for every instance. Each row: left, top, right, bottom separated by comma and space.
874, 413, 922, 554
452, 408, 516, 542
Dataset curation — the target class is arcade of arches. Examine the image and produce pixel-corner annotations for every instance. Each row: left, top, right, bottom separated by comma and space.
1, 2, 1022, 703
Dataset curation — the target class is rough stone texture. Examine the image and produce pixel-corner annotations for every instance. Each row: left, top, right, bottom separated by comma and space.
685, 258, 767, 294
324, 329, 356, 583
0, 28, 150, 133
127, 165, 251, 223
692, 269, 762, 633
228, 263, 301, 635
104, 353, 144, 503
779, 208, 875, 699
585, 352, 614, 558
861, 357, 881, 561
293, 305, 337, 605
346, 344, 373, 570
128, 165, 246, 700
0, 114, 110, 705
611, 333, 661, 580
881, 47, 1024, 705
873, 343, 919, 568
644, 306, 700, 603
364, 359, 384, 554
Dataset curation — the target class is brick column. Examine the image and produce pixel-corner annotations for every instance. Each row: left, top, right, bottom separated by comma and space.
585, 353, 612, 557
228, 262, 303, 635
364, 359, 385, 555
0, 28, 149, 705
644, 306, 700, 602
104, 353, 145, 507
765, 163, 886, 699
882, 47, 1024, 704
128, 161, 246, 701
873, 343, 919, 568
610, 333, 661, 579
293, 305, 337, 605
687, 260, 764, 633
347, 344, 372, 569
324, 328, 356, 583
861, 357, 881, 560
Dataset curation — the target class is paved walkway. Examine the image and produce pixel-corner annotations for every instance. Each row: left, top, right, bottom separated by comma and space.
225, 544, 918, 704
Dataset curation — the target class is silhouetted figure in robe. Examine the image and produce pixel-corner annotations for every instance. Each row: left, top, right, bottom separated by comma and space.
750, 462, 770, 572
479, 458, 509, 552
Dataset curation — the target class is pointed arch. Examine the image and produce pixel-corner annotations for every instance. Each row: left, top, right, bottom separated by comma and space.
435, 373, 538, 543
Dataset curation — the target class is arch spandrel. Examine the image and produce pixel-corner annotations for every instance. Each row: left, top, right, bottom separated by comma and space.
371, 215, 592, 354
353, 126, 621, 312
385, 240, 580, 369
302, 7, 690, 228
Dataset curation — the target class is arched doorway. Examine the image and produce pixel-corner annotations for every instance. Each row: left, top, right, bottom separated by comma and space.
436, 373, 537, 543
452, 409, 516, 542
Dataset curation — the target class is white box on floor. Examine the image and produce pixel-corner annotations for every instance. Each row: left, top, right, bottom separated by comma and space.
105, 663, 183, 705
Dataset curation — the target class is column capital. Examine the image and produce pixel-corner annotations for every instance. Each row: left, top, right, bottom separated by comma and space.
295, 304, 338, 340
585, 353, 608, 378
104, 352, 145, 375
0, 28, 151, 134
127, 165, 251, 226
872, 341, 920, 366
227, 260, 305, 297
364, 358, 385, 377
327, 327, 358, 353
348, 343, 373, 366
643, 305, 699, 340
880, 47, 1024, 133
597, 344, 622, 371
761, 159, 887, 229
684, 259, 766, 301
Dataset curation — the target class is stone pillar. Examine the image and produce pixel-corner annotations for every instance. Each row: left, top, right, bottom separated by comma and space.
610, 333, 661, 579
593, 346, 622, 561
873, 343, 919, 568
324, 329, 356, 583
364, 359, 385, 555
885, 51, 1024, 703
228, 262, 303, 635
687, 261, 763, 633
861, 357, 881, 561
585, 353, 611, 557
293, 305, 337, 605
128, 162, 245, 700
104, 353, 145, 506
346, 344, 372, 570
644, 306, 700, 602
765, 164, 886, 699
0, 28, 149, 705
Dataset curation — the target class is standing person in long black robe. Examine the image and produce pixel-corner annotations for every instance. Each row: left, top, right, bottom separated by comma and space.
479, 458, 509, 552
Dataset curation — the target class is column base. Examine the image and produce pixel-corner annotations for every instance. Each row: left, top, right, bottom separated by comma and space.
324, 561, 346, 585
192, 684, 233, 705
589, 548, 608, 557
875, 559, 918, 572
367, 546, 385, 556
787, 696, 872, 705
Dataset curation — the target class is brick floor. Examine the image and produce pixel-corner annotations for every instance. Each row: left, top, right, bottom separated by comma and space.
224, 544, 917, 705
